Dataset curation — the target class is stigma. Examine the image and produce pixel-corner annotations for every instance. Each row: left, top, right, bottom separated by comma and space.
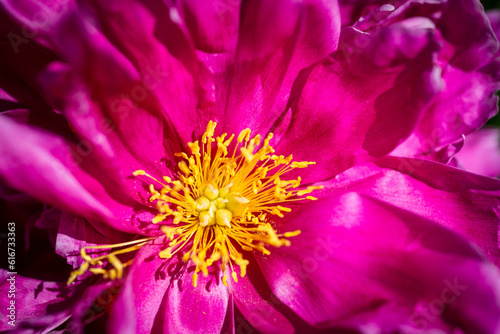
68, 121, 321, 287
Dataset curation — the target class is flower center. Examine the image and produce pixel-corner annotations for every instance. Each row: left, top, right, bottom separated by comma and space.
67, 121, 321, 287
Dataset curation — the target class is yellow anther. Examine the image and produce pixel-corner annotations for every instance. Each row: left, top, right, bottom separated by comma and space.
152, 214, 167, 224
89, 268, 106, 275
291, 161, 315, 168
231, 271, 238, 283
297, 185, 323, 196
281, 238, 291, 246
80, 248, 92, 262
263, 133, 273, 146
192, 272, 198, 287
306, 196, 318, 200
202, 121, 217, 143
188, 141, 200, 155
149, 184, 158, 194
237, 128, 251, 142
107, 254, 124, 279
178, 161, 191, 176
222, 274, 228, 286
223, 134, 235, 147
173, 211, 183, 224
161, 226, 177, 240
240, 147, 255, 162
159, 247, 172, 259
133, 170, 145, 176
271, 207, 284, 218
250, 134, 261, 147
182, 251, 191, 262
283, 230, 301, 238
277, 206, 291, 212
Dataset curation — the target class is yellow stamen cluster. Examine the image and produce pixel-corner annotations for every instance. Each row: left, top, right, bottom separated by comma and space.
67, 121, 322, 287
134, 121, 322, 287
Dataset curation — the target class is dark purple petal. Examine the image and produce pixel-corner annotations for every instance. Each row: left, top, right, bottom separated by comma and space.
488, 9, 500, 57
438, 0, 499, 71
338, 0, 372, 27
55, 211, 133, 272
256, 193, 500, 332
0, 270, 84, 332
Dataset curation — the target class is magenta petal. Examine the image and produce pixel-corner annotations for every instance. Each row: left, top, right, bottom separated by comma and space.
109, 239, 230, 334
393, 59, 500, 158
195, 0, 341, 142
0, 116, 148, 233
108, 239, 171, 334
75, 0, 211, 146
276, 17, 439, 181
0, 116, 111, 223
162, 266, 230, 333
455, 127, 500, 177
231, 256, 294, 334
329, 157, 500, 266
179, 0, 240, 53
256, 193, 500, 332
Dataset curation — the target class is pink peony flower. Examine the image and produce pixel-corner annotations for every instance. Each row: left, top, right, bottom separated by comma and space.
1, 0, 500, 333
